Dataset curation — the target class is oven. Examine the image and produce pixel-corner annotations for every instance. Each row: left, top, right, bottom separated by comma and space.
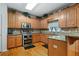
22, 32, 32, 47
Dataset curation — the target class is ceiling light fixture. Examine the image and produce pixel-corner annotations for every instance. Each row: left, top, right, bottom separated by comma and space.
25, 3, 38, 10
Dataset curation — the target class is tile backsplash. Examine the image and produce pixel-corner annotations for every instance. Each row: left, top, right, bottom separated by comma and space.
61, 28, 78, 32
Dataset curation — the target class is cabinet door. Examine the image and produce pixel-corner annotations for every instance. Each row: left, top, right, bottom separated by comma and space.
75, 39, 79, 56
7, 36, 16, 49
16, 35, 22, 47
67, 37, 76, 56
77, 6, 79, 27
48, 40, 67, 56
40, 34, 48, 44
32, 34, 40, 43
31, 19, 40, 29
44, 35, 48, 44
40, 19, 48, 29
53, 12, 59, 20
59, 9, 67, 28
8, 10, 16, 28
66, 7, 76, 27
8, 10, 13, 28
16, 12, 27, 28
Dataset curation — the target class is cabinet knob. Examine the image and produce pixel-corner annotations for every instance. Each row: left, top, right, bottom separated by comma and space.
53, 44, 58, 48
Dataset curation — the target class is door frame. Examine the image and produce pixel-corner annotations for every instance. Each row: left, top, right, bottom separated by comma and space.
0, 15, 2, 52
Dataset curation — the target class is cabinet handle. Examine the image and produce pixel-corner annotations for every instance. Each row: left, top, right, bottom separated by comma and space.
53, 44, 58, 48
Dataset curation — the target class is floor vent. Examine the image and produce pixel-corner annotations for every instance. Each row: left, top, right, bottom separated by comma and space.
24, 45, 35, 49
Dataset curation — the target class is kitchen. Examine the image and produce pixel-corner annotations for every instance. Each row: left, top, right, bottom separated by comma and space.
0, 3, 79, 56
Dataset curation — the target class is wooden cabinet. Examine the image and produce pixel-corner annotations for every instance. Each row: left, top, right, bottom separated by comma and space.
32, 34, 41, 43
75, 39, 79, 56
40, 34, 48, 44
8, 10, 27, 28
32, 34, 48, 44
40, 19, 48, 29
26, 17, 40, 29
67, 37, 76, 56
67, 36, 79, 56
16, 12, 27, 28
66, 6, 76, 27
76, 5, 79, 27
59, 9, 67, 28
8, 10, 16, 28
48, 40, 67, 56
59, 4, 78, 28
8, 35, 22, 49
16, 35, 22, 47
53, 12, 59, 20
7, 36, 16, 49
31, 19, 40, 29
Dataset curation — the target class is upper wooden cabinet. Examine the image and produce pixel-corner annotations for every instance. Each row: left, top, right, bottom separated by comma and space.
76, 5, 79, 27
8, 10, 27, 28
40, 19, 48, 29
31, 19, 40, 29
66, 6, 77, 27
53, 12, 59, 20
48, 12, 59, 22
59, 9, 67, 28
8, 10, 16, 28
59, 5, 77, 28
16, 12, 27, 28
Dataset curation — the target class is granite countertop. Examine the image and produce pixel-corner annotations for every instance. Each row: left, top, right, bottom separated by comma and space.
8, 34, 22, 36
65, 32, 79, 38
48, 35, 66, 41
48, 32, 79, 41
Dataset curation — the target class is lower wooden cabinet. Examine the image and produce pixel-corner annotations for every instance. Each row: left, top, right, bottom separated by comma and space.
40, 34, 48, 44
67, 36, 79, 56
48, 40, 67, 56
32, 34, 48, 44
75, 39, 79, 56
32, 34, 41, 43
7, 36, 16, 49
16, 35, 22, 47
7, 35, 22, 49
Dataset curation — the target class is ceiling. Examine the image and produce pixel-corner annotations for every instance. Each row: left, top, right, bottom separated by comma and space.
6, 3, 72, 16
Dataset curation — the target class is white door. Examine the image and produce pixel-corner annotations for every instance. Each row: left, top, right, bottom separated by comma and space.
0, 15, 2, 52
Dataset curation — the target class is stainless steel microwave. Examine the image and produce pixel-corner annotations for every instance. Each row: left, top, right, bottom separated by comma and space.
21, 23, 31, 28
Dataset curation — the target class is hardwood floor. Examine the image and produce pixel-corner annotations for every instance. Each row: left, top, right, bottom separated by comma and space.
0, 42, 48, 56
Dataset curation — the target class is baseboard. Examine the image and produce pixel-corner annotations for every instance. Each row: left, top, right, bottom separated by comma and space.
1, 49, 8, 52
